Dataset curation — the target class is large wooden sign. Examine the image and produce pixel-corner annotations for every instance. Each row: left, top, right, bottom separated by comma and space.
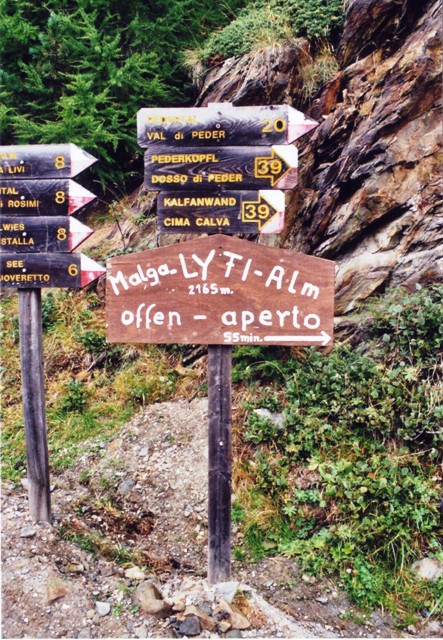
157, 190, 285, 234
106, 235, 334, 346
0, 252, 105, 288
0, 144, 97, 179
0, 179, 96, 215
0, 217, 93, 252
144, 145, 298, 191
137, 105, 318, 148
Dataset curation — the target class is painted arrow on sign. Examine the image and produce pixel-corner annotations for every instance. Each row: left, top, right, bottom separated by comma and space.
137, 104, 318, 148
0, 179, 96, 216
144, 145, 298, 191
0, 252, 105, 288
157, 190, 285, 234
0, 144, 97, 179
106, 234, 334, 346
0, 216, 93, 252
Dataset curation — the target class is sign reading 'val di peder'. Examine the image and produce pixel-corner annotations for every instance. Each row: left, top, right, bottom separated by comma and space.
106, 234, 335, 347
137, 104, 318, 148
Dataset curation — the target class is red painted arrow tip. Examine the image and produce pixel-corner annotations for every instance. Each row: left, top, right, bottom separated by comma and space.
80, 254, 105, 287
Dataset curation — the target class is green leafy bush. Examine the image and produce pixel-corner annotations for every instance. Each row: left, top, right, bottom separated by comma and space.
191, 0, 344, 63
235, 285, 443, 617
0, 0, 247, 188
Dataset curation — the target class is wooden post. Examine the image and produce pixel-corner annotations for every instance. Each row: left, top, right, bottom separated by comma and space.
207, 344, 232, 584
18, 289, 51, 522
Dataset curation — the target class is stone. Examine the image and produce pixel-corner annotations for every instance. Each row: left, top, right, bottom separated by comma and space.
20, 526, 37, 538
215, 581, 239, 604
134, 581, 172, 617
229, 607, 251, 631
315, 596, 329, 605
46, 577, 70, 604
78, 628, 92, 638
125, 566, 145, 580
118, 479, 135, 497
66, 564, 84, 573
411, 558, 443, 582
183, 605, 215, 632
96, 601, 111, 617
134, 624, 149, 638
226, 632, 243, 639
422, 620, 442, 636
177, 615, 201, 636
218, 619, 232, 633
171, 594, 187, 612
253, 409, 284, 430
20, 478, 29, 490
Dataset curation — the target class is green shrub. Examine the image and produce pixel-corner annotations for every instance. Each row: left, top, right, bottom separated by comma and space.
0, 0, 247, 188
191, 0, 344, 63
235, 284, 443, 617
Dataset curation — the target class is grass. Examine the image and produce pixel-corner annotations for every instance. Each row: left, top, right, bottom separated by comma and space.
0, 287, 194, 483
231, 284, 443, 623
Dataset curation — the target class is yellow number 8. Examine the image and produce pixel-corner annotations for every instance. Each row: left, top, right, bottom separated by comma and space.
55, 190, 65, 204
57, 227, 67, 241
55, 155, 65, 169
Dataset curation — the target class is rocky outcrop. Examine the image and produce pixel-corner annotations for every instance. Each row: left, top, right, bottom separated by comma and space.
196, 0, 442, 321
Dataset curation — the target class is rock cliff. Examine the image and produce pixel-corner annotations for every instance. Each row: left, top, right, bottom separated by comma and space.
196, 0, 442, 324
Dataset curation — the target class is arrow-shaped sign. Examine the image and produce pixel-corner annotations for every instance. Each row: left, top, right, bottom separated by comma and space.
263, 330, 332, 346
0, 216, 93, 252
0, 252, 105, 288
0, 144, 97, 179
137, 104, 318, 148
0, 179, 96, 216
157, 189, 285, 234
145, 145, 298, 191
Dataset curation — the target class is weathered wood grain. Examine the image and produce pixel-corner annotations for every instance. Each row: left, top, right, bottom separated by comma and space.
18, 289, 51, 522
207, 345, 232, 584
137, 104, 317, 148
144, 146, 298, 191
106, 235, 335, 346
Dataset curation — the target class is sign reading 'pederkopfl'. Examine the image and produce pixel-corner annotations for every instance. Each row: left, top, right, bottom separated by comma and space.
137, 105, 318, 148
144, 145, 298, 191
106, 235, 334, 346
157, 190, 285, 234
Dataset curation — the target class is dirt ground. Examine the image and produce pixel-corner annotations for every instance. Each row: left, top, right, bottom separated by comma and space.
1, 398, 439, 639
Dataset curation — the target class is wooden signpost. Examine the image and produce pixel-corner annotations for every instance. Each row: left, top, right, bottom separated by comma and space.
107, 101, 328, 585
0, 217, 93, 252
0, 143, 104, 523
106, 235, 334, 346
137, 104, 318, 148
144, 145, 298, 191
0, 143, 97, 178
0, 179, 97, 216
157, 190, 285, 234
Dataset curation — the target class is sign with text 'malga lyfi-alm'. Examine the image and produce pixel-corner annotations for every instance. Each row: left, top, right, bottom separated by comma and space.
106, 235, 335, 346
